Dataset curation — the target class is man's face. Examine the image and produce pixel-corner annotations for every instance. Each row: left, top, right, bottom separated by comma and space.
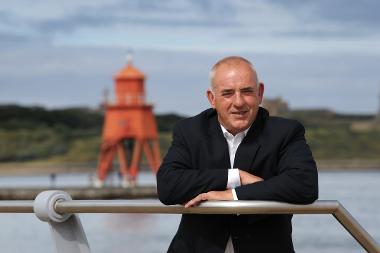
207, 63, 264, 135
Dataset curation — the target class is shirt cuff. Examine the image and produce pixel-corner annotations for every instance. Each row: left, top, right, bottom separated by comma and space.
227, 168, 241, 189
232, 188, 238, 200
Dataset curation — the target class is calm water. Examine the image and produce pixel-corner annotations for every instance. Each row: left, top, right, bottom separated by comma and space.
0, 171, 379, 252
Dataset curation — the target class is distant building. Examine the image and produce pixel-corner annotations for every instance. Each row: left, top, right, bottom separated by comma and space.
262, 97, 289, 116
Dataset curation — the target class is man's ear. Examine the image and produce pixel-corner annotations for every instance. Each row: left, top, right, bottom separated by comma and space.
207, 89, 216, 109
258, 82, 265, 105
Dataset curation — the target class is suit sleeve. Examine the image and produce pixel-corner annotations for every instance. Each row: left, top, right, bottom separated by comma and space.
156, 123, 228, 205
235, 122, 318, 204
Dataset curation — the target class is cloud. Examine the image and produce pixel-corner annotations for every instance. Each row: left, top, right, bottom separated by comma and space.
0, 0, 238, 35
0, 1, 379, 114
268, 0, 380, 33
0, 31, 30, 44
0, 43, 379, 114
1, 1, 379, 54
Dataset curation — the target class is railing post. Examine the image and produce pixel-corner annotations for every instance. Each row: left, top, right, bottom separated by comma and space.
333, 202, 380, 253
33, 190, 91, 253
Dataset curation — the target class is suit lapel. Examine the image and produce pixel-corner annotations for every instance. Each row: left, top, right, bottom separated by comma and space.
233, 107, 268, 171
233, 133, 261, 171
206, 110, 231, 168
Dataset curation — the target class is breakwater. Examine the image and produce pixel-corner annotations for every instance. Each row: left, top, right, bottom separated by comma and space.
0, 186, 157, 200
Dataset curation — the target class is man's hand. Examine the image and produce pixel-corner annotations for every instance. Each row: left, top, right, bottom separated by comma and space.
184, 189, 233, 208
239, 170, 263, 185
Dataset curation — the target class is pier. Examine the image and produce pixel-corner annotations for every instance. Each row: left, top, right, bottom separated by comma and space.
0, 186, 157, 200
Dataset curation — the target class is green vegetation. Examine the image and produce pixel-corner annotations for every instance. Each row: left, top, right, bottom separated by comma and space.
0, 105, 103, 162
0, 105, 182, 164
156, 113, 185, 132
285, 110, 380, 159
1, 105, 380, 167
306, 126, 380, 159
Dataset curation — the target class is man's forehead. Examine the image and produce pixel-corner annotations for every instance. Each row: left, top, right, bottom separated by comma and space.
215, 63, 256, 80
215, 68, 256, 86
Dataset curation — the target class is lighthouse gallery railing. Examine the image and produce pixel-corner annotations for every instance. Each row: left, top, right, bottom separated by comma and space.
0, 190, 379, 253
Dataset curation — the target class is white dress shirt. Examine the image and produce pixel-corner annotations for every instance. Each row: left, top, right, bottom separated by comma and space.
220, 125, 250, 253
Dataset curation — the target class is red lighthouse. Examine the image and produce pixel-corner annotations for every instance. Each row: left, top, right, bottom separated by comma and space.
95, 57, 161, 187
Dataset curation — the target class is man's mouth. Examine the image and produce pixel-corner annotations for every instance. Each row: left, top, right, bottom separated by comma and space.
231, 111, 248, 116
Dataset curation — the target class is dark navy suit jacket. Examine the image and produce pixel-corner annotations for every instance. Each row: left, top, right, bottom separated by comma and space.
157, 107, 318, 253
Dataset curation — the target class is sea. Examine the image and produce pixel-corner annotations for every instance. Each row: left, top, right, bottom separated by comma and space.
0, 170, 379, 253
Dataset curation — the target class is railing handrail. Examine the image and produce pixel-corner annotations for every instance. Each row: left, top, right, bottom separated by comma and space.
0, 199, 339, 214
0, 200, 34, 213
0, 192, 379, 253
54, 199, 341, 214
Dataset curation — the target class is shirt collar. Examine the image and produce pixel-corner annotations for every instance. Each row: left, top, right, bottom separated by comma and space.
220, 124, 251, 139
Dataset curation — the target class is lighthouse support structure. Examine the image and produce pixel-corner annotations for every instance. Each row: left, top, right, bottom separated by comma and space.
96, 61, 161, 188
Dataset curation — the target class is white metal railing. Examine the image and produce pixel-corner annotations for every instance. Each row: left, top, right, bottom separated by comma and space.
0, 190, 379, 253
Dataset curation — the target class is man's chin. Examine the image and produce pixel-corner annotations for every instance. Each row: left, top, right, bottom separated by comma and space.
231, 123, 250, 132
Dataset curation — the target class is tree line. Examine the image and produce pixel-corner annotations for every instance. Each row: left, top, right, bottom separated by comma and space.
1, 104, 380, 163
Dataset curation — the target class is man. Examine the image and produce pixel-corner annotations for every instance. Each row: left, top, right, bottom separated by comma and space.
157, 56, 318, 253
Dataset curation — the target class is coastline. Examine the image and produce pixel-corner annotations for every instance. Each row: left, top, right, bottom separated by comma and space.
0, 159, 379, 176
0, 161, 96, 176
316, 159, 380, 170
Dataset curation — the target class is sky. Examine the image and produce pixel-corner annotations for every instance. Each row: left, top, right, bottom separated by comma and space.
1, 0, 379, 115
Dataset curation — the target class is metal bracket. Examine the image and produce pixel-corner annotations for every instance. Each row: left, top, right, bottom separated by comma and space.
34, 190, 91, 253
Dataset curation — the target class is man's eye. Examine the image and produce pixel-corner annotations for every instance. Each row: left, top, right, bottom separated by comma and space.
221, 92, 233, 97
242, 89, 254, 95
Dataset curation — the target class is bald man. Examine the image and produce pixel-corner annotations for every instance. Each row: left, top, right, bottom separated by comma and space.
157, 56, 318, 253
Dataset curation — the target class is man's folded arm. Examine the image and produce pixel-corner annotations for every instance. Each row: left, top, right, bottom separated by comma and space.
157, 124, 228, 205
235, 123, 318, 204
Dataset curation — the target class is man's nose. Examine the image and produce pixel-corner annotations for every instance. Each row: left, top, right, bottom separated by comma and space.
233, 92, 244, 107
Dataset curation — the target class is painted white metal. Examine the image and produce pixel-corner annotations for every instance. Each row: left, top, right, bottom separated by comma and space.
33, 190, 91, 253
